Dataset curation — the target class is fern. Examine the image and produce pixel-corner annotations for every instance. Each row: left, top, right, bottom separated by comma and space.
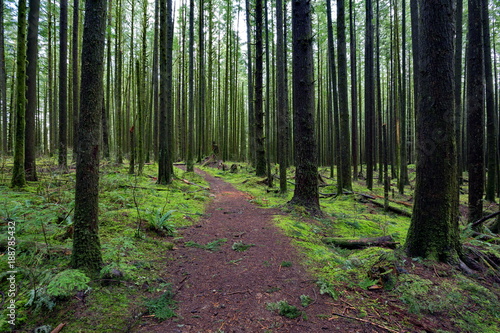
46, 269, 90, 298
145, 286, 177, 320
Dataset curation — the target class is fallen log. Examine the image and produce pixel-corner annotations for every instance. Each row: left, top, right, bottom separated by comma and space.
322, 235, 399, 249
357, 195, 412, 218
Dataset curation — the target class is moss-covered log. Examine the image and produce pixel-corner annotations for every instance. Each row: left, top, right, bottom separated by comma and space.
322, 235, 398, 249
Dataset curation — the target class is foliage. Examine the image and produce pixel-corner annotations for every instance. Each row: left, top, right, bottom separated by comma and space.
144, 285, 177, 320
146, 208, 176, 236
46, 269, 90, 298
266, 300, 303, 319
231, 241, 255, 252
299, 295, 313, 307
185, 238, 227, 252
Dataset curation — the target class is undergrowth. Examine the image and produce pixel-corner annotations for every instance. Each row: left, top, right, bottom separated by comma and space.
0, 160, 209, 332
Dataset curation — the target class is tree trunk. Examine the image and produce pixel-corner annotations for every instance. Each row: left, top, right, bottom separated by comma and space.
289, 0, 320, 214
349, 0, 358, 181
365, 0, 375, 190
276, 0, 288, 193
72, 0, 80, 161
158, 0, 174, 184
405, 0, 461, 262
245, 0, 255, 165
482, 0, 497, 202
186, 0, 195, 172
337, 0, 352, 191
25, 0, 40, 181
467, 0, 485, 225
11, 0, 27, 187
71, 0, 107, 275
59, 0, 68, 169
254, 0, 266, 176
0, 0, 6, 154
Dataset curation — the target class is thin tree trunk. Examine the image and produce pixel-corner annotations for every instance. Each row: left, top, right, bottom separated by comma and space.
186, 0, 195, 172
59, 0, 68, 169
0, 0, 8, 154
72, 0, 80, 161
365, 0, 375, 190
467, 0, 485, 225
349, 0, 358, 180
254, 0, 266, 176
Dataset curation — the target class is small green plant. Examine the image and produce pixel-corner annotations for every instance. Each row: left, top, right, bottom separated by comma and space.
144, 286, 177, 320
26, 288, 56, 310
46, 269, 90, 298
266, 300, 303, 319
146, 209, 176, 236
280, 261, 292, 267
185, 238, 227, 251
316, 278, 338, 299
299, 295, 313, 307
231, 241, 255, 252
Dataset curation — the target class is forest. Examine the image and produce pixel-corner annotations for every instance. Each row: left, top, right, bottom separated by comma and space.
1, 0, 500, 331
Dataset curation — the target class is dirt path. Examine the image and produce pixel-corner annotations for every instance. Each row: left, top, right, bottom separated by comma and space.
138, 168, 382, 332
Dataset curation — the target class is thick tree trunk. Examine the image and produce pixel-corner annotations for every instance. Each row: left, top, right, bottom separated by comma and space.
289, 0, 320, 214
71, 0, 107, 275
12, 0, 27, 187
25, 0, 40, 181
405, 0, 461, 262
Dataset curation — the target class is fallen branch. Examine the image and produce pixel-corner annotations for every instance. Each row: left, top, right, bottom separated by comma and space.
329, 312, 399, 333
471, 211, 500, 229
357, 195, 412, 218
322, 235, 399, 249
50, 323, 67, 333
180, 179, 209, 190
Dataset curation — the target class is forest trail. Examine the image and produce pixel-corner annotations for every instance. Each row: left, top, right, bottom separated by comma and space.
138, 167, 383, 332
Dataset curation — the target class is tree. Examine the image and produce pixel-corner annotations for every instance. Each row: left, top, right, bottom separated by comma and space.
12, 0, 27, 187
71, 0, 108, 275
405, 0, 461, 262
25, 0, 40, 181
276, 0, 289, 193
0, 0, 6, 155
157, 0, 174, 184
59, 0, 68, 169
289, 0, 320, 214
254, 0, 266, 176
337, 0, 352, 191
72, 0, 80, 161
186, 0, 195, 172
364, 0, 375, 190
482, 0, 497, 202
467, 0, 485, 224
349, 0, 358, 181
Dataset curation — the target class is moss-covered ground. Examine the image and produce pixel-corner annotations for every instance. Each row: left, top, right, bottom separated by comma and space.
0, 159, 499, 332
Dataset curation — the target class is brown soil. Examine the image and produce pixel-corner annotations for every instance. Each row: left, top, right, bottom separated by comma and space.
137, 168, 389, 332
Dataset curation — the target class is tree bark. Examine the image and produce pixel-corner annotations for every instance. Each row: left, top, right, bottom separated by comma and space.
71, 0, 107, 275
12, 0, 27, 187
289, 0, 320, 214
405, 0, 461, 262
25, 0, 40, 181
0, 0, 7, 154
467, 0, 485, 225
365, 0, 375, 190
58, 0, 68, 169
254, 0, 266, 176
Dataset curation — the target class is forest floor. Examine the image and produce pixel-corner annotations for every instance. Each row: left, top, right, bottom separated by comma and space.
138, 167, 390, 332
1, 161, 500, 333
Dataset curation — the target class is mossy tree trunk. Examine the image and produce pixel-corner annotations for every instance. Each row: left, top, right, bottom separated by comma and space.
25, 0, 40, 181
289, 0, 320, 215
71, 0, 107, 275
11, 0, 27, 188
405, 0, 461, 262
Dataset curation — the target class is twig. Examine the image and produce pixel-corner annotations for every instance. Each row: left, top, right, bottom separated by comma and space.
50, 323, 67, 333
329, 312, 399, 333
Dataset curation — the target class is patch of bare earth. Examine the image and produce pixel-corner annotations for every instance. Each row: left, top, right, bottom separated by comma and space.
137, 168, 388, 332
